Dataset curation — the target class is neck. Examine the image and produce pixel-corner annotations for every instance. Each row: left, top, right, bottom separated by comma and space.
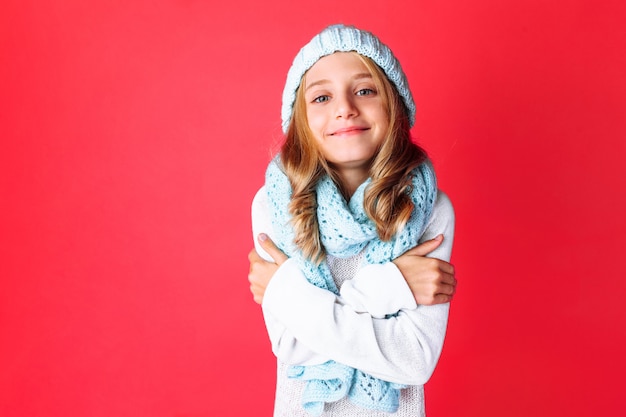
335, 167, 369, 200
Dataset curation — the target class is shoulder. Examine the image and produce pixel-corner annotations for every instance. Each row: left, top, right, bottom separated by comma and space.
419, 190, 455, 260
252, 185, 268, 212
251, 185, 271, 226
251, 186, 276, 262
433, 190, 454, 222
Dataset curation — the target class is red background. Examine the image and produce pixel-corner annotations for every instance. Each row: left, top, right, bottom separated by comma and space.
2, 1, 625, 416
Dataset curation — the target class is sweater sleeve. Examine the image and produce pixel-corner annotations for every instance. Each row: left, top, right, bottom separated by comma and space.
252, 188, 331, 365
252, 187, 456, 385
338, 262, 416, 318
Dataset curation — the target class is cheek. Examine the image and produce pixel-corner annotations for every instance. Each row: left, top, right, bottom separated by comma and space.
305, 110, 325, 135
374, 109, 390, 134
371, 104, 389, 123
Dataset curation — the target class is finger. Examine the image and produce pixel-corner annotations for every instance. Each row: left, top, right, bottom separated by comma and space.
248, 248, 262, 263
406, 234, 444, 257
432, 293, 453, 305
249, 285, 264, 304
248, 261, 274, 284
417, 292, 452, 306
258, 233, 289, 265
438, 260, 455, 276
437, 282, 456, 296
439, 271, 457, 287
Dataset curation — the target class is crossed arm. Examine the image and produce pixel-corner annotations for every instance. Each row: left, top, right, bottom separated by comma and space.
248, 232, 456, 307
246, 187, 456, 384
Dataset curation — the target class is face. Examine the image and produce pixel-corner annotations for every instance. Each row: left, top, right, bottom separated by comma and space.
303, 52, 389, 178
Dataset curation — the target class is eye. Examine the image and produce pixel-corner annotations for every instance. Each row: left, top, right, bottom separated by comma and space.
313, 95, 330, 103
356, 88, 375, 96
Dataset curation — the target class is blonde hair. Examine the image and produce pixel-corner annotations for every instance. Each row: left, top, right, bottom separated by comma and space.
280, 53, 427, 264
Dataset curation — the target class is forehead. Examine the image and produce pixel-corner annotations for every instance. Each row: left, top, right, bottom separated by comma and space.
304, 52, 372, 85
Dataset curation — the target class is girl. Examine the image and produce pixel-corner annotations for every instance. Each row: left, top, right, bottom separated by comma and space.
248, 24, 456, 416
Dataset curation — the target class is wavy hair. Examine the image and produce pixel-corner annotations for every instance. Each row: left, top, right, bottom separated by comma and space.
279, 53, 427, 264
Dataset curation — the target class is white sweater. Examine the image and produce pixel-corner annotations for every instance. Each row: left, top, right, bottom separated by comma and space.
252, 187, 455, 416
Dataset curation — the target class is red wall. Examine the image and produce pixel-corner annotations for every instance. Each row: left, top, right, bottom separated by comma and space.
2, 1, 625, 416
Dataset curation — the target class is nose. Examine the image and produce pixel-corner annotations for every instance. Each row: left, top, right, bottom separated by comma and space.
334, 93, 358, 119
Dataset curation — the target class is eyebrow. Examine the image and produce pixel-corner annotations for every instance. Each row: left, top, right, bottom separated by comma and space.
305, 73, 373, 92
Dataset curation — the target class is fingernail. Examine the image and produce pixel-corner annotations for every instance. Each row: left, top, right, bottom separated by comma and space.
258, 233, 268, 242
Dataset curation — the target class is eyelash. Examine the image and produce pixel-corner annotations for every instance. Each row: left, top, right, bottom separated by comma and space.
312, 88, 376, 103
356, 88, 375, 96
313, 95, 330, 103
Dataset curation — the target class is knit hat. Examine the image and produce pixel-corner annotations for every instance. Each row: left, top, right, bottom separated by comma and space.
281, 24, 415, 133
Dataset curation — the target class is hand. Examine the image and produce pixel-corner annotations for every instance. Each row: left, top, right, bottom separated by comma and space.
392, 235, 456, 305
247, 233, 289, 304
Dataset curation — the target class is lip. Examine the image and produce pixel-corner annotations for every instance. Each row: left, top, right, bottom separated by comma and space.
328, 126, 370, 136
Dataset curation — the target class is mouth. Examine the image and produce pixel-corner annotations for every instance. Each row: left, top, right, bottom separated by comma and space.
329, 126, 370, 136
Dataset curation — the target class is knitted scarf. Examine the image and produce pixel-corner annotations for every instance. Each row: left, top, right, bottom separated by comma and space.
265, 156, 437, 415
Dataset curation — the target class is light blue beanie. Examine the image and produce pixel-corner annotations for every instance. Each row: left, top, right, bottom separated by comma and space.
281, 24, 416, 133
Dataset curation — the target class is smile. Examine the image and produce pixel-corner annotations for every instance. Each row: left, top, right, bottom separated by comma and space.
329, 127, 370, 136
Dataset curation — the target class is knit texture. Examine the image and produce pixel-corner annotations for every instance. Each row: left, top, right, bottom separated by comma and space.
281, 24, 415, 133
265, 156, 437, 415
